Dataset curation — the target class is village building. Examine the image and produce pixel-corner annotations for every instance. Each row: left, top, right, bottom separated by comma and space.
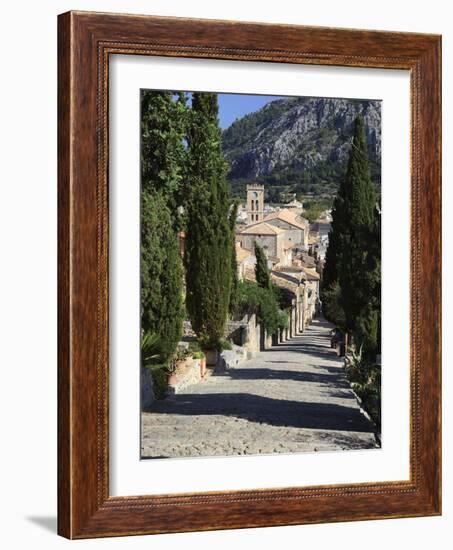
234, 182, 325, 336
262, 208, 309, 249
271, 270, 305, 336
272, 263, 321, 329
246, 183, 265, 224
235, 242, 255, 280
301, 266, 321, 322
236, 222, 294, 268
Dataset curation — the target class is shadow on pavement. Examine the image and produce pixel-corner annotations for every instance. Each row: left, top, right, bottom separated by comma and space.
216, 366, 350, 388
145, 392, 375, 433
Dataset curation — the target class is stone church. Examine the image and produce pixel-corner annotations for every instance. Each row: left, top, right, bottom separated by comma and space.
238, 184, 309, 262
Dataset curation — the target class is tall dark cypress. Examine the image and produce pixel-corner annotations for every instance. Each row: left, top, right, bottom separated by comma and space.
229, 201, 239, 315
321, 190, 347, 329
184, 93, 233, 345
254, 242, 271, 289
338, 116, 380, 357
352, 205, 381, 356
322, 193, 345, 292
140, 90, 186, 362
141, 90, 187, 213
141, 192, 184, 361
322, 116, 380, 358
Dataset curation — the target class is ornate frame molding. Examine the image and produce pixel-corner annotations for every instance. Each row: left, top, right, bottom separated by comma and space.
58, 11, 441, 538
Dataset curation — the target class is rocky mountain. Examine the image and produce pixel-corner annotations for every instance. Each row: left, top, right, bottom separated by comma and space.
221, 96, 381, 199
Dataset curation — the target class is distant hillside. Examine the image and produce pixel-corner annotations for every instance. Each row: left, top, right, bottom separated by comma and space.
221, 96, 381, 201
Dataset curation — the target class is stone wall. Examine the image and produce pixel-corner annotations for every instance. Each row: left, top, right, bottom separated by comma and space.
216, 345, 248, 372
167, 359, 202, 395
239, 234, 277, 259
241, 313, 261, 357
182, 317, 251, 345
141, 366, 154, 410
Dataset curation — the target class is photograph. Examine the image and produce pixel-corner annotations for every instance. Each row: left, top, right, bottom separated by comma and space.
140, 89, 382, 459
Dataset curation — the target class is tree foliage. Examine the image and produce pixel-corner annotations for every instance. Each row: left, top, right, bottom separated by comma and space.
237, 280, 287, 335
322, 116, 381, 358
140, 90, 187, 363
254, 242, 271, 289
141, 191, 184, 362
184, 93, 233, 346
141, 90, 187, 216
229, 201, 239, 315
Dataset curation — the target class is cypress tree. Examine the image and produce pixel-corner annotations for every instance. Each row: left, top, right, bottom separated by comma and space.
184, 92, 233, 346
141, 191, 184, 361
229, 201, 239, 315
338, 116, 380, 357
322, 194, 346, 292
321, 191, 347, 328
353, 206, 381, 356
141, 90, 187, 217
322, 115, 381, 358
140, 90, 186, 362
254, 242, 271, 289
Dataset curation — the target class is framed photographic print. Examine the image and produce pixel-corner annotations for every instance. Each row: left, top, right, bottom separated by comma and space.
58, 11, 441, 539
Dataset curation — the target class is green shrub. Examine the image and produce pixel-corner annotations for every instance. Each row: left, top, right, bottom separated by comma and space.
237, 280, 288, 336
197, 335, 232, 351
141, 332, 162, 366
149, 365, 167, 400
345, 347, 381, 429
188, 340, 202, 353
219, 338, 233, 351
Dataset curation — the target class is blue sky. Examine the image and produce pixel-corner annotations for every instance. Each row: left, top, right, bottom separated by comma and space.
217, 94, 285, 129
170, 91, 287, 129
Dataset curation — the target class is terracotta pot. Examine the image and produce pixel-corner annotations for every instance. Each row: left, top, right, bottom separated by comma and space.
204, 349, 218, 366
166, 371, 177, 386
200, 357, 207, 377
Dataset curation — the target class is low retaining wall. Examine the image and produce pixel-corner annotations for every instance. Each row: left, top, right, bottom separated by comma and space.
167, 359, 202, 395
182, 316, 254, 347
141, 366, 155, 409
216, 345, 248, 372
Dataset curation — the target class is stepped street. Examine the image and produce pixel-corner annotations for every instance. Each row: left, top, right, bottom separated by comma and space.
141, 317, 378, 458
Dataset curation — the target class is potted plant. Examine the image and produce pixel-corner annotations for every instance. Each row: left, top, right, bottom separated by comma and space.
166, 347, 191, 387
197, 336, 216, 366
199, 337, 232, 366
174, 347, 190, 369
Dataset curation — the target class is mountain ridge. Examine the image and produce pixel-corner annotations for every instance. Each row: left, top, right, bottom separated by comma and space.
221, 96, 381, 200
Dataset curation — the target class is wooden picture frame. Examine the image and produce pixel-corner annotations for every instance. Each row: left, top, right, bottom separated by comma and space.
58, 10, 441, 539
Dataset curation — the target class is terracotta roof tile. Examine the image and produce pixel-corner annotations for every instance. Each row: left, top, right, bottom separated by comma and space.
264, 208, 309, 230
239, 222, 285, 236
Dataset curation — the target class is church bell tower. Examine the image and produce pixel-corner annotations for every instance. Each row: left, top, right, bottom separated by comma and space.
246, 184, 264, 225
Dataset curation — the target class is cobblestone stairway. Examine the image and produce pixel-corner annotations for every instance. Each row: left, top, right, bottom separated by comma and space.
141, 317, 378, 458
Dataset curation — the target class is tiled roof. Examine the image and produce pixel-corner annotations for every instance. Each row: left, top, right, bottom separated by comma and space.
239, 222, 285, 236
264, 208, 309, 230
270, 271, 300, 293
274, 265, 305, 273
